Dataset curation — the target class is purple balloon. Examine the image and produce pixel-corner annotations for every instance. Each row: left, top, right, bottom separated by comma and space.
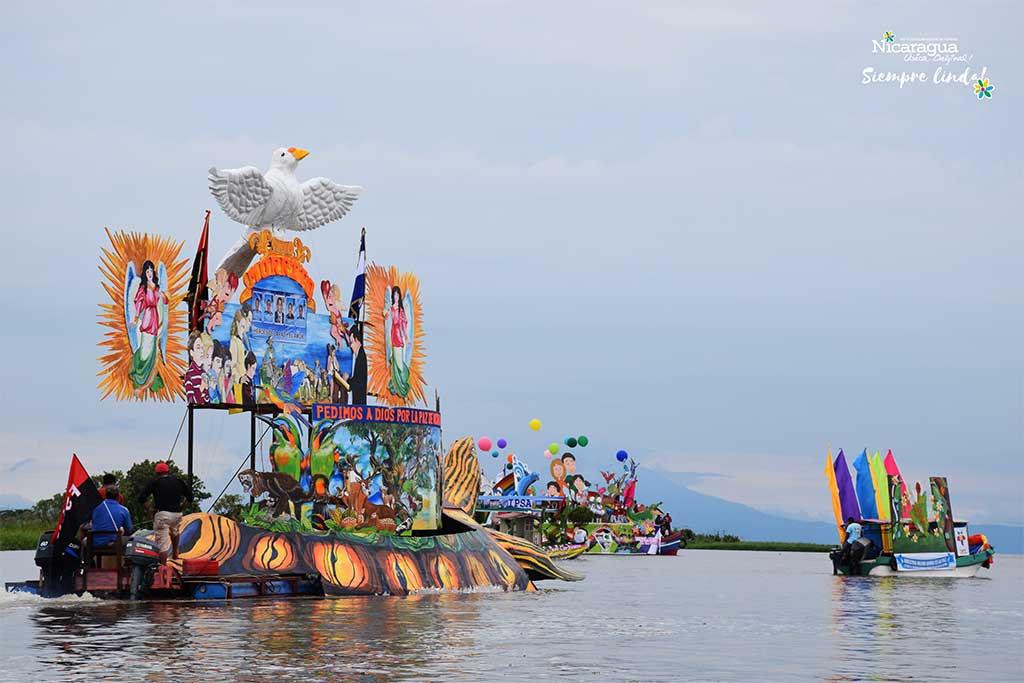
497, 438, 507, 449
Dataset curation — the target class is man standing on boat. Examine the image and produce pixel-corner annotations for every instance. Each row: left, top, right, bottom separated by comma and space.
841, 516, 863, 567
137, 462, 194, 559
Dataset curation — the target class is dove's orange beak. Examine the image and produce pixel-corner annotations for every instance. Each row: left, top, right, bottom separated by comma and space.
288, 147, 310, 161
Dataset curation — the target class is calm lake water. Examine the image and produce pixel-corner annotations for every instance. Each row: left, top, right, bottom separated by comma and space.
1, 549, 1021, 682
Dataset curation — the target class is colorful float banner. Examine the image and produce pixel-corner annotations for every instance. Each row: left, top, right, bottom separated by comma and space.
833, 450, 861, 522
185, 231, 368, 408
869, 450, 890, 521
894, 552, 955, 571
954, 526, 970, 556
930, 476, 957, 554
203, 299, 354, 406
889, 474, 952, 554
302, 404, 443, 532
853, 449, 879, 519
476, 496, 565, 513
312, 404, 441, 426
365, 264, 427, 407
97, 229, 189, 401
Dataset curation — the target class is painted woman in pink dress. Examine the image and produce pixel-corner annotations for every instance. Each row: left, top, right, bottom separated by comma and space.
129, 260, 169, 393
382, 285, 410, 397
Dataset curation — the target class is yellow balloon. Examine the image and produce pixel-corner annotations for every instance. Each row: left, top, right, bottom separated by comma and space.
529, 418, 542, 431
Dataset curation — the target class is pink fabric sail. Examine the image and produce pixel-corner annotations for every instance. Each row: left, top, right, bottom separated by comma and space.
883, 449, 910, 519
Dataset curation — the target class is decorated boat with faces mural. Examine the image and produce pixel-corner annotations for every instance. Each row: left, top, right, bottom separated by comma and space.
478, 452, 683, 556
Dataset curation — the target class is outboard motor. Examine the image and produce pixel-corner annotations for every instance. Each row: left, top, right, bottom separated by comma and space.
829, 547, 844, 575
34, 532, 82, 597
124, 534, 162, 600
847, 537, 875, 575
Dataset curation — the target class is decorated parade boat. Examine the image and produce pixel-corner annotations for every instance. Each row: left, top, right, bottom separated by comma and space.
5, 147, 581, 600
474, 446, 684, 557
825, 449, 995, 577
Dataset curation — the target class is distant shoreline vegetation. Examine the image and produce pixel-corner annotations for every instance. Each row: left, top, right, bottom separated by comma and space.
681, 530, 832, 553
686, 540, 833, 552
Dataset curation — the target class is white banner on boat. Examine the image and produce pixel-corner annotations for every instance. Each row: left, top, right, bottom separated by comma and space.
954, 528, 970, 556
895, 552, 955, 571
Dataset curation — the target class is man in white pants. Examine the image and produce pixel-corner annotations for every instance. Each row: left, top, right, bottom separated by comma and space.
137, 462, 194, 559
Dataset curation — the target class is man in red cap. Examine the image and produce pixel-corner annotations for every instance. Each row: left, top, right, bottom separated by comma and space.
137, 462, 194, 559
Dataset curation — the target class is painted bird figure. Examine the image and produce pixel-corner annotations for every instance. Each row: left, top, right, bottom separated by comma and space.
208, 147, 362, 276
259, 415, 304, 483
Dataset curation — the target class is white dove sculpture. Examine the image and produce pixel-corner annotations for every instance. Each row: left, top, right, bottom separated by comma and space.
208, 147, 362, 276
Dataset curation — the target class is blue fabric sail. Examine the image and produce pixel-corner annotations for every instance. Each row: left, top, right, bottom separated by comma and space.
853, 449, 879, 519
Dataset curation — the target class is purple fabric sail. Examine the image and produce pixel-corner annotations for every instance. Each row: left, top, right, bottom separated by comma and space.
834, 450, 861, 522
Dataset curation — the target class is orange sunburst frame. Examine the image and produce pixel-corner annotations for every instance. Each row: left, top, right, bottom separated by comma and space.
97, 229, 190, 401
365, 264, 427, 407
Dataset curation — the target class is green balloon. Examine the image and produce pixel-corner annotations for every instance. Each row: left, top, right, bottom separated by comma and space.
578, 436, 589, 447
548, 443, 560, 455
565, 437, 578, 448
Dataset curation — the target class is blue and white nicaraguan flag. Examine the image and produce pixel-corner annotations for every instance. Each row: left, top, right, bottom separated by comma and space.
348, 228, 366, 321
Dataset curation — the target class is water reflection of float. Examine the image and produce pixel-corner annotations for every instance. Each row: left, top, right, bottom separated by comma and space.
5, 149, 583, 600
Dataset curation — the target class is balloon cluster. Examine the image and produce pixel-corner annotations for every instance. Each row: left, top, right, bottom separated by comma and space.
531, 419, 594, 460
564, 435, 589, 448
478, 435, 511, 458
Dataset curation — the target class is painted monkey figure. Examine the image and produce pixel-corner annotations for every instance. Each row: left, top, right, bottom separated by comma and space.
238, 469, 308, 517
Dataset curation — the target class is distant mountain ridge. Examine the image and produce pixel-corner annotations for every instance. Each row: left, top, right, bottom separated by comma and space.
0, 493, 34, 511
638, 467, 1023, 554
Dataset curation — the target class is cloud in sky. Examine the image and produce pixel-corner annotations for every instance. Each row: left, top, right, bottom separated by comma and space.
0, 2, 1020, 524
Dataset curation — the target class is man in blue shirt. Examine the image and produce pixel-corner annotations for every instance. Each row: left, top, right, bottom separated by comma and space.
90, 485, 133, 548
840, 516, 863, 568
845, 517, 863, 543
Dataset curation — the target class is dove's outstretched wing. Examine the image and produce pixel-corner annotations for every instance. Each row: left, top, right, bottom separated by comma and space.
208, 166, 273, 226
294, 178, 362, 232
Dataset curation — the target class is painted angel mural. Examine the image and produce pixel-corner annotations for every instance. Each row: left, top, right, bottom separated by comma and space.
364, 264, 427, 407
125, 259, 170, 393
98, 229, 188, 402
383, 284, 413, 398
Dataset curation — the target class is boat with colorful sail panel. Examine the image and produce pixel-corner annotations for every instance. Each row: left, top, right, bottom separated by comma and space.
825, 448, 994, 577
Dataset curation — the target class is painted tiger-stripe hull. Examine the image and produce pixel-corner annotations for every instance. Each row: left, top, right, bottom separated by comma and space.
547, 545, 587, 561
485, 528, 585, 582
170, 435, 581, 597
442, 436, 481, 516
175, 512, 532, 597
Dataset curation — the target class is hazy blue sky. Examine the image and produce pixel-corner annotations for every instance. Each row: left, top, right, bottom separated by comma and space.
1, 2, 1020, 524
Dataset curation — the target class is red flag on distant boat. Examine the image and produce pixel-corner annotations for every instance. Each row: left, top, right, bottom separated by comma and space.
185, 210, 211, 332
51, 454, 102, 551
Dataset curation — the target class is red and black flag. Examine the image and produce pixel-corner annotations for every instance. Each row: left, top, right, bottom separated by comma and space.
51, 454, 102, 552
184, 210, 211, 332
